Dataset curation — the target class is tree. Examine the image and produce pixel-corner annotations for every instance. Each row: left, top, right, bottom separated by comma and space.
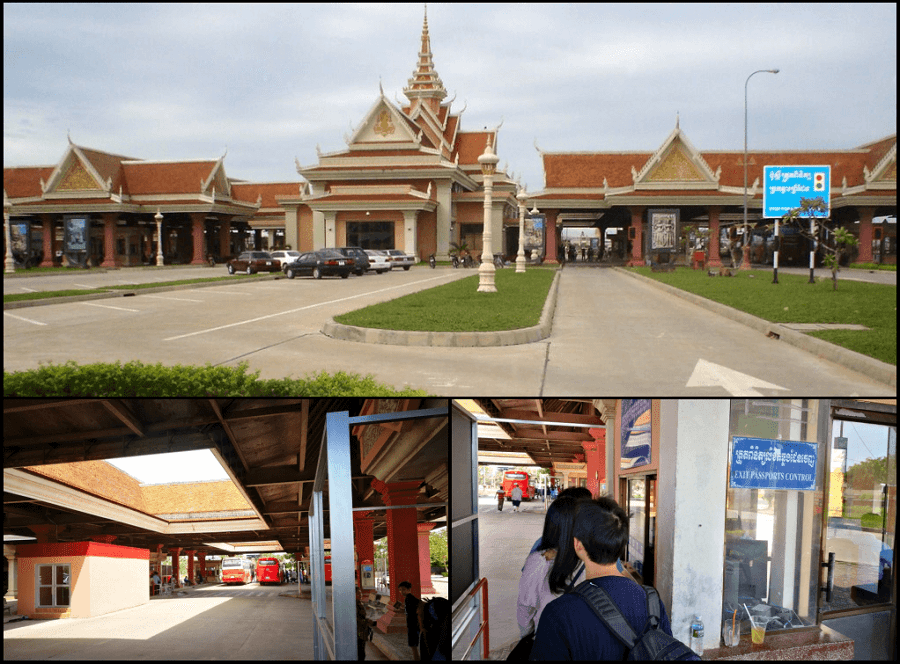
780, 197, 858, 290
429, 529, 448, 570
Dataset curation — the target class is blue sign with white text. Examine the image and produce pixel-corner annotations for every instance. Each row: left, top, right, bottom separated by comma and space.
763, 165, 830, 218
730, 437, 818, 491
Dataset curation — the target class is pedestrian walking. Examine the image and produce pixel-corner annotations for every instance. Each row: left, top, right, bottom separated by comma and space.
510, 484, 524, 512
496, 486, 506, 511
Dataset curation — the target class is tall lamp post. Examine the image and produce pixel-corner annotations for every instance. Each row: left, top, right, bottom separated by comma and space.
477, 136, 499, 292
515, 187, 528, 273
154, 209, 165, 266
741, 68, 779, 270
4, 195, 15, 274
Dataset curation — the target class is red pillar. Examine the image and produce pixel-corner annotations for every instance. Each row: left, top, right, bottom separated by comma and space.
584, 429, 607, 498
707, 206, 723, 268
198, 552, 207, 582
169, 548, 182, 588
40, 217, 55, 267
628, 206, 645, 266
417, 523, 437, 595
545, 210, 559, 264
101, 213, 120, 267
353, 511, 376, 601
185, 549, 195, 585
90, 535, 118, 544
219, 219, 231, 258
857, 207, 874, 263
371, 479, 422, 634
27, 525, 56, 542
190, 213, 206, 264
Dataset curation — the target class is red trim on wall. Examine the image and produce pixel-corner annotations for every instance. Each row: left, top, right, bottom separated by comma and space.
16, 541, 150, 560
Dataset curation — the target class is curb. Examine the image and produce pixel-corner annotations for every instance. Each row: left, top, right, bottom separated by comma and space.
321, 270, 561, 347
4, 273, 284, 310
615, 268, 896, 388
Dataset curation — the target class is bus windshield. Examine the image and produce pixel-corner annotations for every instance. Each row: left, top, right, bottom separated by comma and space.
258, 560, 277, 566
222, 559, 244, 568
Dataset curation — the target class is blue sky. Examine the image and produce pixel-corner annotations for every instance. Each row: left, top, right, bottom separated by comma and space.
4, 3, 896, 193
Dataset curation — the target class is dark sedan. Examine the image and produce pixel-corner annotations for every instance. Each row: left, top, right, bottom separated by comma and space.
284, 250, 354, 279
227, 251, 279, 275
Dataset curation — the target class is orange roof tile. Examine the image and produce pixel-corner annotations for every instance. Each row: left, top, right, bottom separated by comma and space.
122, 161, 217, 195
24, 460, 148, 513
141, 480, 252, 516
3, 166, 56, 198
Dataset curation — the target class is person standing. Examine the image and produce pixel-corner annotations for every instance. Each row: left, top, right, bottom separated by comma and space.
510, 484, 524, 512
357, 588, 375, 660
398, 581, 420, 660
496, 486, 506, 511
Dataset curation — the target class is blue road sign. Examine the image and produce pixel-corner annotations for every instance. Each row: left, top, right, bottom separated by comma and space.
763, 165, 830, 218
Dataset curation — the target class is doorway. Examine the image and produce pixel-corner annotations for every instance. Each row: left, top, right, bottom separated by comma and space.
621, 475, 657, 586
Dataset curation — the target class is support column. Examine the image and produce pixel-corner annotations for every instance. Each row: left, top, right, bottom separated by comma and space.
371, 479, 422, 634
583, 430, 606, 499
324, 211, 337, 248
403, 210, 419, 259
198, 552, 207, 582
40, 216, 55, 267
416, 523, 437, 595
707, 206, 723, 267
100, 213, 119, 268
857, 207, 874, 263
353, 511, 376, 602
545, 210, 559, 264
627, 206, 645, 266
219, 219, 231, 259
190, 213, 206, 264
169, 548, 182, 588
5, 552, 18, 598
185, 549, 195, 585
27, 525, 56, 543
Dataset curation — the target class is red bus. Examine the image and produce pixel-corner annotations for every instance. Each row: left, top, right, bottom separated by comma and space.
324, 552, 332, 583
502, 470, 535, 500
256, 557, 284, 585
222, 557, 253, 584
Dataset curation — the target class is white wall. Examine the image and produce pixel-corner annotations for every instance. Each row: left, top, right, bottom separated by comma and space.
656, 399, 730, 650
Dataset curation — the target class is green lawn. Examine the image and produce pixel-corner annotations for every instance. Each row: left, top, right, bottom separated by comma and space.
629, 267, 896, 365
334, 267, 557, 332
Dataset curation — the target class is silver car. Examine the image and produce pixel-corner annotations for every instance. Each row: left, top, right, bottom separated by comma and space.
269, 250, 301, 272
385, 249, 415, 270
364, 250, 392, 274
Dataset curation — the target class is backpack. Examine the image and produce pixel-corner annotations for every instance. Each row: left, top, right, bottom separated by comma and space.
573, 579, 700, 661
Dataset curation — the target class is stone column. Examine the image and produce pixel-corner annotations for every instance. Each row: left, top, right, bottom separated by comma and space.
5, 553, 18, 598
707, 206, 723, 267
856, 207, 874, 263
190, 213, 206, 264
583, 431, 606, 499
628, 206, 645, 266
416, 522, 437, 595
372, 479, 422, 634
324, 211, 337, 248
403, 210, 419, 259
545, 210, 559, 264
353, 511, 376, 601
185, 549, 195, 584
170, 548, 182, 588
40, 216, 55, 267
101, 213, 119, 268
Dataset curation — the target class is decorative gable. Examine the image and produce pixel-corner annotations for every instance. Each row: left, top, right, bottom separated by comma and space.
350, 98, 420, 148
57, 158, 102, 191
633, 127, 720, 189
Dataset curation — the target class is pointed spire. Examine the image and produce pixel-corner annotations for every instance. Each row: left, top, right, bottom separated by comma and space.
403, 4, 447, 113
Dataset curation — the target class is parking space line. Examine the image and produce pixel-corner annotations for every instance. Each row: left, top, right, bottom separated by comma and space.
144, 295, 205, 303
164, 274, 453, 341
4, 311, 49, 326
80, 301, 141, 312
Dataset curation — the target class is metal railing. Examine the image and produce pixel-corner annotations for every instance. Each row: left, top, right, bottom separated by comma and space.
459, 577, 490, 660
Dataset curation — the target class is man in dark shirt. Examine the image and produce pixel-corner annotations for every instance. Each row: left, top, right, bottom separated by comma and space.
530, 497, 673, 660
398, 581, 420, 660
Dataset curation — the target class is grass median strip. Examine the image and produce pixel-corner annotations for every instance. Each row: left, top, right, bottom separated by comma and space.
3, 274, 270, 303
334, 267, 557, 332
629, 267, 896, 365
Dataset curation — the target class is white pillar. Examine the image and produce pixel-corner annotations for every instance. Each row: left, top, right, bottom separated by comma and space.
436, 181, 452, 261
324, 211, 337, 248
312, 210, 326, 249
656, 399, 730, 650
477, 138, 499, 293
403, 210, 419, 259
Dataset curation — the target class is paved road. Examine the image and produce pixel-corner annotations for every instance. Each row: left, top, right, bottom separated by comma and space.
2, 581, 337, 660
4, 266, 892, 395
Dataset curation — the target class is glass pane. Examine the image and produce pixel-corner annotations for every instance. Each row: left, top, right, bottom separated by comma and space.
724, 400, 825, 634
822, 420, 896, 611
56, 586, 70, 607
38, 566, 52, 586
627, 478, 646, 577
39, 587, 53, 606
56, 565, 70, 586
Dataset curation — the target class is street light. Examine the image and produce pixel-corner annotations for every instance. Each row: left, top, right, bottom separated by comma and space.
477, 136, 499, 292
515, 187, 528, 273
154, 209, 165, 266
741, 68, 779, 270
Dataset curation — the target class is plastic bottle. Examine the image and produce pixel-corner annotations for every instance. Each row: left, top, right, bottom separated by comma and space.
690, 615, 704, 656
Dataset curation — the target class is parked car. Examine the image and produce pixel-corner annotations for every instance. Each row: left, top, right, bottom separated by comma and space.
332, 247, 370, 275
227, 251, 279, 275
385, 249, 415, 270
269, 250, 301, 272
364, 249, 392, 273
284, 250, 354, 279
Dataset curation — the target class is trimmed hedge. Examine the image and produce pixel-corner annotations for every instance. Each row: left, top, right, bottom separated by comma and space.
3, 360, 427, 397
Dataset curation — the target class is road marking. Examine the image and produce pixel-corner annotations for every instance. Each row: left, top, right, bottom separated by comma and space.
144, 295, 205, 303
686, 358, 788, 396
18, 286, 37, 292
72, 283, 98, 289
4, 311, 48, 326
80, 301, 141, 312
164, 274, 454, 341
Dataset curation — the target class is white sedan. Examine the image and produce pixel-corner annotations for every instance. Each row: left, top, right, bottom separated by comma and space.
385, 249, 415, 270
269, 250, 301, 272
364, 250, 392, 274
